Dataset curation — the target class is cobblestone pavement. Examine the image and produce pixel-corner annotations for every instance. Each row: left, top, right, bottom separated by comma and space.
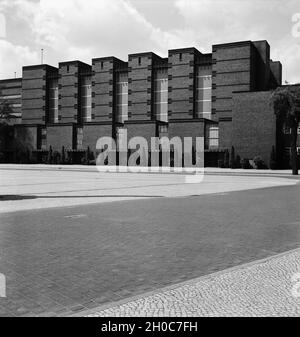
0, 179, 299, 316
0, 167, 299, 316
86, 249, 300, 317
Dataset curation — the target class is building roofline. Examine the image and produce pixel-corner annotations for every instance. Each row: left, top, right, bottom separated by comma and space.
92, 56, 126, 64
253, 39, 270, 48
22, 64, 58, 71
212, 40, 252, 50
128, 51, 163, 60
270, 60, 282, 66
58, 60, 91, 67
0, 77, 22, 83
168, 47, 202, 56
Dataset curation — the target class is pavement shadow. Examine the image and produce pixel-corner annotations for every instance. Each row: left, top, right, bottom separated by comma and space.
0, 194, 163, 200
0, 195, 37, 201
36, 195, 163, 198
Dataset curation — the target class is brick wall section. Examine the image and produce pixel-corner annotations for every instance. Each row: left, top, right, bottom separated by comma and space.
92, 57, 125, 123
82, 123, 112, 151
218, 120, 233, 150
270, 61, 282, 87
212, 41, 252, 122
22, 65, 57, 124
168, 120, 205, 166
58, 61, 91, 124
128, 52, 162, 121
125, 121, 157, 145
0, 78, 22, 123
168, 48, 198, 120
232, 91, 276, 166
46, 124, 74, 151
168, 120, 205, 141
252, 40, 270, 91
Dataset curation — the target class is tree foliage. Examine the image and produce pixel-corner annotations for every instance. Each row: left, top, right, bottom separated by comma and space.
270, 86, 300, 175
0, 86, 15, 123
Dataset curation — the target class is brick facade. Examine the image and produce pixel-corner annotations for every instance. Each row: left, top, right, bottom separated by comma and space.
232, 91, 276, 165
82, 123, 112, 152
0, 39, 287, 168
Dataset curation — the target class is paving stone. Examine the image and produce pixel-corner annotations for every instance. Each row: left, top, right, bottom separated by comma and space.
87, 250, 300, 317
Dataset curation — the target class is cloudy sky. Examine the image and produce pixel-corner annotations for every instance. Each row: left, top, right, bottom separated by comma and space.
0, 0, 300, 82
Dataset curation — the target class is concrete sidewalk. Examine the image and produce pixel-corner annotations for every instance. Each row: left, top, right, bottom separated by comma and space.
0, 165, 298, 214
83, 248, 300, 317
0, 163, 297, 176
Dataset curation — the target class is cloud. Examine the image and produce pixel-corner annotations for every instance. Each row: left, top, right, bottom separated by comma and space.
173, 0, 300, 82
0, 40, 39, 78
0, 0, 300, 83
0, 0, 195, 74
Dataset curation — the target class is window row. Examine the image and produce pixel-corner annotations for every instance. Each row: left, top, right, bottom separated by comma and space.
47, 67, 212, 123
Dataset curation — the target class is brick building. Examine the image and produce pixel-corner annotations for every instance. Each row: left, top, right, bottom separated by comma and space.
0, 39, 299, 167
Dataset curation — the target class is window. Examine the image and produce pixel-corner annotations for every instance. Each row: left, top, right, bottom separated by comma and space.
138, 57, 141, 65
77, 127, 83, 149
283, 124, 291, 134
154, 68, 168, 122
0, 94, 21, 99
81, 75, 92, 122
284, 147, 291, 157
41, 128, 47, 150
285, 147, 300, 156
159, 125, 168, 134
283, 124, 300, 134
49, 78, 59, 123
179, 53, 182, 61
116, 72, 128, 123
196, 66, 212, 119
205, 125, 219, 149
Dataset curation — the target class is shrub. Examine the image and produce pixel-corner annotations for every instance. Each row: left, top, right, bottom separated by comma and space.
0, 151, 5, 163
241, 158, 251, 169
253, 156, 266, 169
230, 146, 235, 169
235, 155, 241, 168
218, 159, 224, 168
224, 150, 230, 168
53, 151, 61, 164
269, 146, 277, 170
47, 146, 53, 164
61, 146, 66, 164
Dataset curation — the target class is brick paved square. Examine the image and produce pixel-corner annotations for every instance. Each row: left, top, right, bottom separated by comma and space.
0, 166, 299, 316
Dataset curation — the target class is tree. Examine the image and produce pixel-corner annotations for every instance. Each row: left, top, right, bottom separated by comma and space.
0, 86, 14, 159
269, 145, 277, 170
224, 149, 230, 168
270, 86, 300, 175
230, 146, 235, 169
0, 86, 15, 123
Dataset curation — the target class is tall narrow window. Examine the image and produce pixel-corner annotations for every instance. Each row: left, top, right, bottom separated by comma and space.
77, 127, 83, 149
196, 66, 212, 119
41, 128, 47, 150
116, 72, 128, 123
154, 68, 168, 122
49, 78, 58, 123
81, 75, 92, 122
205, 125, 219, 149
